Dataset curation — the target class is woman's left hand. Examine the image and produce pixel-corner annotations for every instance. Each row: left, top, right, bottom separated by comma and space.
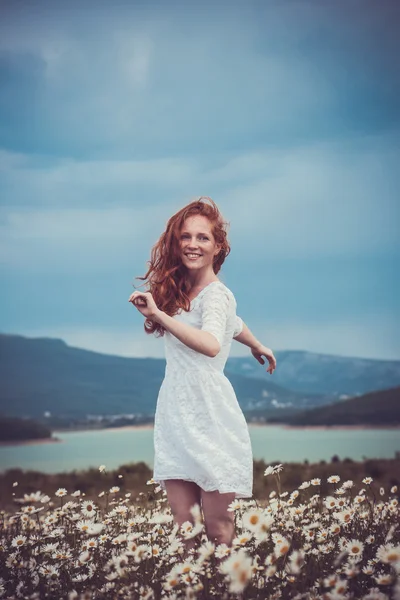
251, 344, 277, 375
128, 291, 160, 320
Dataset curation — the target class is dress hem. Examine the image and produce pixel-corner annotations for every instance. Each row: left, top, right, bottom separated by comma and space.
152, 474, 253, 499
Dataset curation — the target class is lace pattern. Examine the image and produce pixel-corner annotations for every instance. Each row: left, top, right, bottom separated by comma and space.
152, 281, 253, 499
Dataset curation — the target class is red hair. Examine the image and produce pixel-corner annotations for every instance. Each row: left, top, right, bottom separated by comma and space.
133, 196, 231, 337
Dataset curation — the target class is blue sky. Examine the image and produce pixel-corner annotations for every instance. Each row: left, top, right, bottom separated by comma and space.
1, 0, 399, 360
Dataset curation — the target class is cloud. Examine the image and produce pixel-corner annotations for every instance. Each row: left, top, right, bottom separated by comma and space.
1, 0, 398, 156
1, 129, 398, 272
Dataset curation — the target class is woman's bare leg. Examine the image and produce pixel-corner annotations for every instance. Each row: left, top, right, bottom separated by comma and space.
201, 489, 236, 548
164, 479, 202, 559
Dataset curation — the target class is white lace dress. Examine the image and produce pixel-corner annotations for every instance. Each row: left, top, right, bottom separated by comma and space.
153, 280, 253, 499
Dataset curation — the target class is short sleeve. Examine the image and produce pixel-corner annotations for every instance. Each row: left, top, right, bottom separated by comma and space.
233, 315, 244, 337
200, 284, 230, 349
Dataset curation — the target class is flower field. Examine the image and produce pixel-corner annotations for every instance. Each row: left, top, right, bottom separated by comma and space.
0, 463, 399, 599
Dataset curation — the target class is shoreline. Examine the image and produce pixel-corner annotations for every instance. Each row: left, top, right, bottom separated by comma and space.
1, 422, 399, 447
0, 436, 63, 447
249, 423, 400, 430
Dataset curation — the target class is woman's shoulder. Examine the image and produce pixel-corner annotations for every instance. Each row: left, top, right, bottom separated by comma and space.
202, 280, 237, 302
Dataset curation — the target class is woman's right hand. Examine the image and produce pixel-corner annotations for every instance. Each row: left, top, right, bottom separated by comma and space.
250, 344, 277, 375
128, 291, 160, 321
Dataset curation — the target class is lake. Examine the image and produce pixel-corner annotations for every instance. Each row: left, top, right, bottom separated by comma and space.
0, 425, 399, 475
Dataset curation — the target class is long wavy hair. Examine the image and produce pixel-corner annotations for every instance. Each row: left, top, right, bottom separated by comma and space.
133, 196, 231, 337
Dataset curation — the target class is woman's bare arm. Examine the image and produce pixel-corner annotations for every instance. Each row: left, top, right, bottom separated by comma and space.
233, 320, 262, 351
233, 319, 277, 374
154, 310, 220, 357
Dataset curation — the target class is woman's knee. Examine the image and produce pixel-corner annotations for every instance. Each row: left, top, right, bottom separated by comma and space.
201, 490, 235, 542
204, 513, 235, 544
164, 479, 201, 521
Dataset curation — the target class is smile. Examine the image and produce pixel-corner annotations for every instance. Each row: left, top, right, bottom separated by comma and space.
185, 253, 202, 260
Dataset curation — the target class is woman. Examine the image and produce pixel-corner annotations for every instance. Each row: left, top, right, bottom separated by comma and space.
128, 197, 276, 559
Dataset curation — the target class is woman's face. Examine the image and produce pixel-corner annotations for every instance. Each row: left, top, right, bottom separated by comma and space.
179, 215, 221, 272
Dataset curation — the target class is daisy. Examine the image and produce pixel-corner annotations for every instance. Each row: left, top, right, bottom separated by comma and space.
55, 488, 68, 497
197, 540, 215, 562
78, 550, 92, 564
109, 486, 120, 493
286, 549, 305, 574
353, 495, 365, 504
362, 564, 375, 575
164, 571, 181, 591
179, 521, 199, 540
99, 465, 106, 472
189, 502, 202, 523
373, 572, 393, 585
362, 590, 389, 600
324, 496, 337, 509
134, 544, 152, 563
232, 534, 251, 547
151, 544, 161, 557
327, 475, 340, 483
311, 478, 321, 486
227, 499, 242, 512
219, 547, 253, 592
112, 533, 128, 546
215, 543, 232, 559
86, 522, 104, 535
42, 542, 60, 553
76, 519, 94, 533
329, 523, 340, 535
265, 564, 277, 578
81, 500, 97, 517
342, 480, 354, 489
344, 564, 360, 578
323, 574, 337, 588
274, 536, 291, 558
335, 510, 353, 524
333, 578, 348, 594
346, 539, 364, 559
114, 505, 128, 516
228, 561, 253, 595
22, 491, 43, 502
362, 477, 373, 485
299, 481, 310, 489
11, 535, 27, 548
242, 508, 264, 532
385, 524, 397, 542
376, 544, 400, 565
335, 497, 347, 508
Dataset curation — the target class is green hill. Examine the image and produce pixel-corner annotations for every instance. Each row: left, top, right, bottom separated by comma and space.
279, 385, 400, 426
0, 416, 53, 442
0, 333, 324, 420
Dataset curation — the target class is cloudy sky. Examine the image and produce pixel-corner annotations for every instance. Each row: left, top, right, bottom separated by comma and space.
1, 0, 399, 361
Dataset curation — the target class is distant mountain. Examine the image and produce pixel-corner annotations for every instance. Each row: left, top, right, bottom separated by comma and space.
226, 350, 400, 396
0, 334, 332, 420
275, 386, 400, 426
